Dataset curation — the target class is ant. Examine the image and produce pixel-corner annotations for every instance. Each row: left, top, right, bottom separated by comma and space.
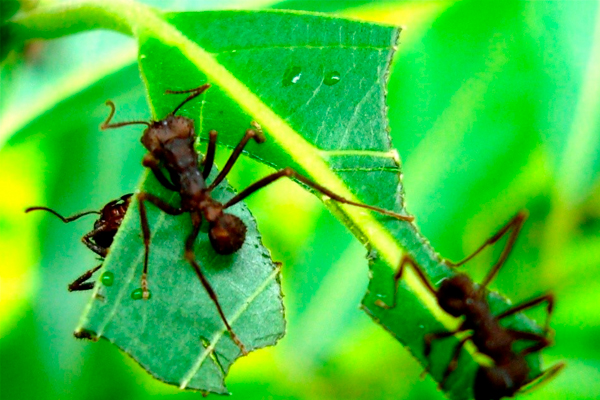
26, 194, 132, 292
385, 211, 563, 399
100, 83, 414, 354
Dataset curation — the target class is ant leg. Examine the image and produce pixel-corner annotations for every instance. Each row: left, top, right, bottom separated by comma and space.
520, 362, 566, 394
166, 83, 211, 116
68, 264, 103, 291
223, 167, 414, 222
150, 167, 179, 192
137, 192, 185, 299
496, 294, 554, 332
82, 227, 109, 257
202, 130, 218, 179
380, 254, 437, 309
424, 328, 464, 359
208, 129, 266, 190
142, 153, 179, 192
440, 336, 471, 388
447, 211, 526, 269
510, 331, 551, 357
475, 212, 527, 290
183, 212, 247, 355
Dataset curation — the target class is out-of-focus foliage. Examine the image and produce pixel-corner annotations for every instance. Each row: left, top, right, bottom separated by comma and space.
1, 1, 599, 400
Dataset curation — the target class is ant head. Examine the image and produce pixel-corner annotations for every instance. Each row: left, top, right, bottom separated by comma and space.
141, 116, 195, 155
437, 274, 475, 316
95, 194, 133, 235
208, 213, 247, 255
474, 360, 529, 400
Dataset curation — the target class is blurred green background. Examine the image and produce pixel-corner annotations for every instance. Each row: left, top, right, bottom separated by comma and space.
1, 0, 599, 399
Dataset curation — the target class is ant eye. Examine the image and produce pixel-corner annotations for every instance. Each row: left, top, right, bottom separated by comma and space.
209, 214, 247, 255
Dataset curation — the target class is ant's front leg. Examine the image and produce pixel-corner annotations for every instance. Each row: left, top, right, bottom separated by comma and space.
446, 211, 527, 291
201, 130, 218, 179
137, 192, 184, 299
82, 228, 109, 258
208, 128, 266, 190
68, 264, 103, 292
143, 153, 179, 192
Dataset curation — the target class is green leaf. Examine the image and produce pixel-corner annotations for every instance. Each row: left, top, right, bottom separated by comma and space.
10, 1, 551, 398
77, 172, 285, 394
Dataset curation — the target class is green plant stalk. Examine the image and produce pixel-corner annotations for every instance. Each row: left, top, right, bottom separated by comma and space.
10, 0, 452, 327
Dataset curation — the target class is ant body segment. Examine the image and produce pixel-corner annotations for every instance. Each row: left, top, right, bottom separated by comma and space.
26, 194, 132, 291
386, 211, 563, 400
101, 83, 414, 354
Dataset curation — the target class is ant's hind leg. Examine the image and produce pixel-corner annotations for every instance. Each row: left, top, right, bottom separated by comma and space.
137, 192, 184, 299
223, 167, 414, 222
183, 214, 247, 355
68, 264, 103, 292
496, 294, 555, 332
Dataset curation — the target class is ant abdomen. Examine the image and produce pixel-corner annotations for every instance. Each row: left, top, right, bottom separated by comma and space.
209, 213, 247, 255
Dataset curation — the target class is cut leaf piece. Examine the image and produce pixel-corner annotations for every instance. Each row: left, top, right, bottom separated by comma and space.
77, 172, 285, 394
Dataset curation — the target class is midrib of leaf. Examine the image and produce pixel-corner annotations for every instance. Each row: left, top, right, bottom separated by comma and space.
179, 265, 281, 389
12, 0, 452, 331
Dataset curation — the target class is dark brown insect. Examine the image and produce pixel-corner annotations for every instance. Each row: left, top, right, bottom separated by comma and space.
101, 83, 414, 354
26, 194, 132, 291
387, 211, 563, 399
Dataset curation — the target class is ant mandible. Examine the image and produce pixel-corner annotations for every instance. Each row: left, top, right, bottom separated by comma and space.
385, 211, 563, 399
100, 83, 414, 354
26, 194, 132, 292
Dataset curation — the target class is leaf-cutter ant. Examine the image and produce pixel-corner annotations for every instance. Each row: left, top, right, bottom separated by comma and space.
101, 83, 414, 354
26, 194, 132, 291
385, 211, 563, 399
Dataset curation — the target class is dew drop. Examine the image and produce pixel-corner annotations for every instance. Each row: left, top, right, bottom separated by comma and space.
282, 66, 302, 87
101, 271, 114, 287
323, 71, 341, 86
131, 288, 151, 300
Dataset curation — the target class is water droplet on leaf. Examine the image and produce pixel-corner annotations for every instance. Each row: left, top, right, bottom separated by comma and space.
323, 71, 341, 86
131, 288, 151, 300
101, 271, 114, 286
282, 66, 302, 87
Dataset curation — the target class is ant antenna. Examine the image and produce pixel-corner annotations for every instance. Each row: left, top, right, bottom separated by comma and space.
25, 207, 100, 223
165, 83, 211, 116
101, 101, 151, 130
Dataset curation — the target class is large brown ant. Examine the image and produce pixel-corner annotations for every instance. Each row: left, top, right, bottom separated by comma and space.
26, 194, 132, 291
386, 211, 563, 399
100, 83, 414, 354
